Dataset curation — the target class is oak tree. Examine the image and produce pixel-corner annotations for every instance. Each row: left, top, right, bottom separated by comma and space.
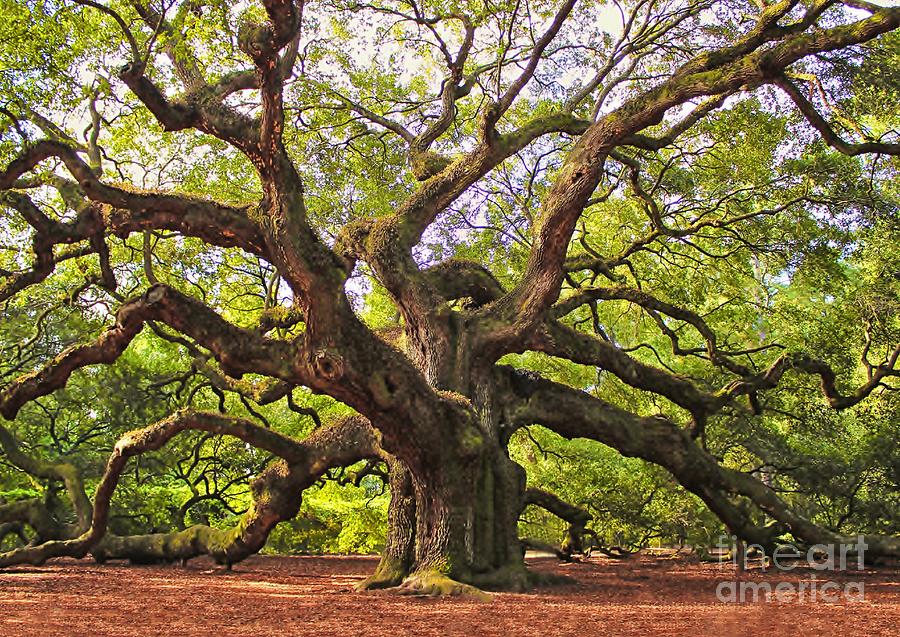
1, 0, 899, 596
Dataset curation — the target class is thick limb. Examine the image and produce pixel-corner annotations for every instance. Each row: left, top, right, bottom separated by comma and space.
500, 367, 900, 558
527, 320, 899, 426
0, 498, 64, 545
0, 521, 29, 547
483, 5, 900, 345
0, 412, 379, 568
0, 284, 300, 421
0, 426, 91, 536
524, 488, 593, 558
0, 142, 268, 259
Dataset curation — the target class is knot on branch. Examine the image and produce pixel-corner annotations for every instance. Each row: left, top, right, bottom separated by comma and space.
117, 61, 145, 81
423, 258, 505, 308
333, 219, 371, 270
409, 150, 452, 181
313, 348, 344, 381
238, 20, 277, 62
479, 101, 502, 144
143, 284, 168, 305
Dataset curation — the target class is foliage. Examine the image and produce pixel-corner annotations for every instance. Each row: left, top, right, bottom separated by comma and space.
0, 0, 898, 575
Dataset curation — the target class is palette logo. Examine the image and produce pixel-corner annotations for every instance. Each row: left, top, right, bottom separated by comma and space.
714, 535, 867, 603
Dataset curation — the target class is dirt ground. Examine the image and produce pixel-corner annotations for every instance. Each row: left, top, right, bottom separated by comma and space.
0, 553, 898, 636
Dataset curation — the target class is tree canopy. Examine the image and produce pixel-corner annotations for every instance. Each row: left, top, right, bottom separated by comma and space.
1, 0, 898, 597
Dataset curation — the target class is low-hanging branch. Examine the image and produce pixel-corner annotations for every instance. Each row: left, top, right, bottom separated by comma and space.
0, 410, 380, 568
499, 366, 900, 558
523, 487, 593, 559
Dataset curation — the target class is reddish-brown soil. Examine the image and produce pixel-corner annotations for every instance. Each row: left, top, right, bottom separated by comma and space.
1, 553, 897, 636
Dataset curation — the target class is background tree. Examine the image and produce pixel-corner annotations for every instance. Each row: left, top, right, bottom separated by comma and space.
0, 0, 898, 597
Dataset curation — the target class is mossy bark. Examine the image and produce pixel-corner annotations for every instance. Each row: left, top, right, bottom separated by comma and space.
362, 322, 531, 591
387, 446, 529, 593
356, 459, 415, 589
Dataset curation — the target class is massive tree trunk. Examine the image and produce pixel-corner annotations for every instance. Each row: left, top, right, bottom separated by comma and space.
356, 312, 531, 594
380, 424, 528, 594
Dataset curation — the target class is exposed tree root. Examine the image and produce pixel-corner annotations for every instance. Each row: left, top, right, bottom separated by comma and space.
395, 570, 492, 601
354, 556, 408, 591
469, 562, 534, 592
